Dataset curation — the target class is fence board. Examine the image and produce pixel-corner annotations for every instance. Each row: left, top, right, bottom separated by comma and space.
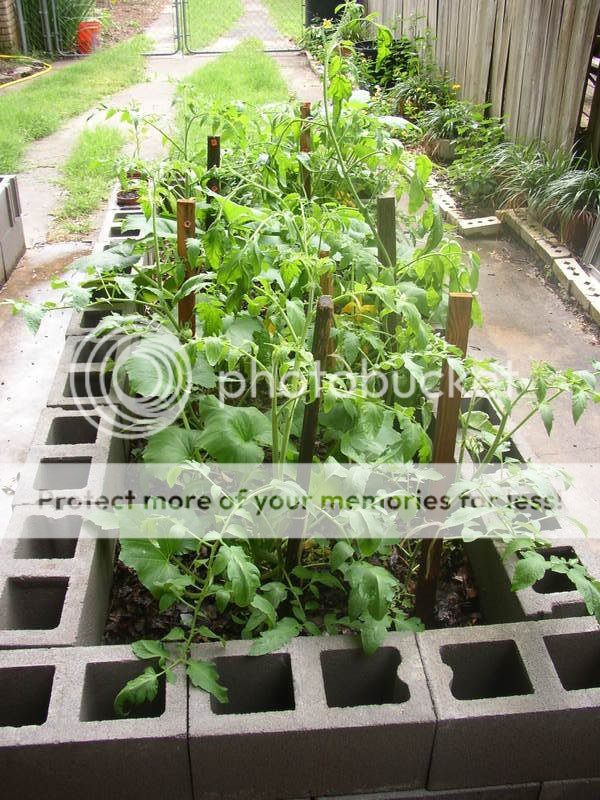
365, 0, 600, 150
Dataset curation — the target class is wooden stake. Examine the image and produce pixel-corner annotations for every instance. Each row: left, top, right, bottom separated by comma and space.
285, 295, 334, 572
319, 252, 335, 370
414, 292, 473, 626
299, 102, 312, 198
207, 135, 221, 194
177, 198, 197, 333
377, 194, 398, 340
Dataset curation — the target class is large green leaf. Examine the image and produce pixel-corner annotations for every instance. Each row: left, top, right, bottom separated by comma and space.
119, 539, 191, 599
198, 397, 271, 463
143, 427, 204, 464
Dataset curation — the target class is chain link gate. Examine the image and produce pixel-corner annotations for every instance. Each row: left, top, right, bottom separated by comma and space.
146, 0, 305, 56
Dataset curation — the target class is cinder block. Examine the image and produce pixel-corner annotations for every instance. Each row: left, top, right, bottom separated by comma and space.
589, 295, 600, 326
570, 275, 600, 315
466, 536, 600, 623
46, 335, 121, 409
13, 406, 125, 506
458, 217, 502, 238
418, 617, 600, 790
0, 646, 192, 800
188, 634, 435, 800
0, 507, 116, 648
533, 236, 572, 264
551, 258, 587, 290
539, 778, 600, 799
66, 302, 134, 338
318, 783, 540, 798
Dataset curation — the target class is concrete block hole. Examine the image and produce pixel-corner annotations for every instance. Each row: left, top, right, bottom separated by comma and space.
14, 515, 81, 559
209, 654, 295, 715
81, 660, 166, 721
525, 547, 580, 595
440, 640, 533, 700
73, 339, 113, 364
0, 665, 54, 727
320, 647, 409, 708
63, 371, 111, 399
0, 578, 68, 630
33, 458, 92, 490
46, 416, 99, 446
80, 309, 111, 329
544, 631, 600, 691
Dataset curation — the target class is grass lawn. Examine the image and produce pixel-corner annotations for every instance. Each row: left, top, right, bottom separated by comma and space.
176, 39, 289, 154
0, 36, 148, 173
263, 0, 304, 41
185, 0, 244, 50
52, 125, 126, 237
178, 39, 289, 106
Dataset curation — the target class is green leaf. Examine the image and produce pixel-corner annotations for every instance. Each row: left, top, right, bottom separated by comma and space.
192, 352, 217, 389
285, 299, 305, 340
143, 427, 204, 464
119, 539, 191, 599
249, 617, 300, 656
204, 336, 224, 366
163, 627, 186, 642
198, 398, 271, 463
214, 544, 260, 607
358, 614, 389, 656
571, 391, 587, 425
568, 570, 600, 621
511, 552, 548, 591
251, 594, 277, 626
330, 541, 354, 571
539, 402, 554, 436
132, 640, 169, 661
187, 659, 229, 703
362, 565, 397, 620
114, 666, 159, 716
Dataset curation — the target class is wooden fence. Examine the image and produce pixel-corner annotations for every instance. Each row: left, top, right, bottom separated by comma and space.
366, 0, 600, 149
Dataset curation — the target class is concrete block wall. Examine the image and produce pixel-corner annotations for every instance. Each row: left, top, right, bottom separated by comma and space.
0, 0, 20, 53
0, 507, 116, 649
0, 645, 192, 800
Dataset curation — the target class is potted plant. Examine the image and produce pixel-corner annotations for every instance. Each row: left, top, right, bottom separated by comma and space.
421, 101, 482, 163
116, 164, 141, 207
533, 165, 600, 254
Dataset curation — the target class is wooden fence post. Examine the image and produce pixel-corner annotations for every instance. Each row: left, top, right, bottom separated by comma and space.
177, 198, 197, 333
207, 135, 221, 194
414, 292, 473, 626
285, 295, 334, 572
299, 101, 312, 198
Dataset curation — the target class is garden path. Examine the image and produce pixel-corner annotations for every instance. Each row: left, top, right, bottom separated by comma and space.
0, 0, 320, 499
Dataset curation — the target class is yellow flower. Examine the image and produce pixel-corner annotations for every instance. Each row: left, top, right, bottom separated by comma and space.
322, 18, 333, 29
452, 83, 461, 90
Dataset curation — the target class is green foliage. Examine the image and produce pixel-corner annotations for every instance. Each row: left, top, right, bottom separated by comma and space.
185, 0, 244, 50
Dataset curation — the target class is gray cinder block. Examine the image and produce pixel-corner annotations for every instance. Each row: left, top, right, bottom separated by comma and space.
13, 407, 125, 507
46, 335, 122, 409
0, 645, 192, 800
418, 617, 600, 790
465, 534, 600, 623
188, 633, 436, 800
0, 507, 116, 649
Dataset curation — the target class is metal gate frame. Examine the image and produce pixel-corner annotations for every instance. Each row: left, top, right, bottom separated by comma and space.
178, 0, 305, 56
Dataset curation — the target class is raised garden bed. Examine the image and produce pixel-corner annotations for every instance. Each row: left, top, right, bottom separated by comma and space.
1, 18, 600, 800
